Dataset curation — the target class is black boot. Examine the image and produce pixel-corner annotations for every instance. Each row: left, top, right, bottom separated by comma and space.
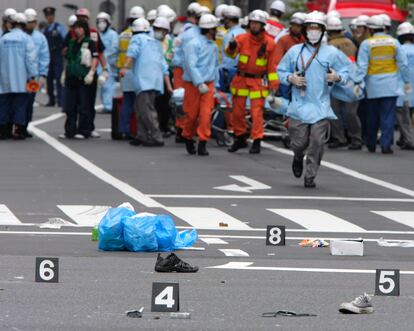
249, 139, 261, 154
185, 138, 196, 155
228, 135, 248, 153
197, 140, 209, 156
292, 156, 303, 178
175, 128, 185, 144
304, 177, 316, 188
12, 125, 26, 140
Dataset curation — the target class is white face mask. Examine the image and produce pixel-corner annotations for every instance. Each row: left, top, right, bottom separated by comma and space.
154, 31, 165, 41
307, 30, 322, 44
97, 21, 108, 32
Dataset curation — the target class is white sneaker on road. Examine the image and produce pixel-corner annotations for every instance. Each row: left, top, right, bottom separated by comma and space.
90, 131, 101, 138
74, 134, 86, 140
339, 293, 374, 314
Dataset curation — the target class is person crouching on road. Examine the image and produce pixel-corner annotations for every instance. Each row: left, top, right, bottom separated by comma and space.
59, 20, 98, 139
182, 14, 219, 156
225, 10, 279, 154
277, 11, 350, 188
120, 18, 173, 147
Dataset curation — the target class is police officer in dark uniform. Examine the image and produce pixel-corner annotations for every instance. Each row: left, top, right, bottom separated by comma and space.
43, 7, 66, 107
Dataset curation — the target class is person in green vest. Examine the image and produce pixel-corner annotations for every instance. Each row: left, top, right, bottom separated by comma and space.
59, 20, 99, 139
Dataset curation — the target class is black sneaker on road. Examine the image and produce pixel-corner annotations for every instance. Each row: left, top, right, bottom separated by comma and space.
155, 253, 199, 273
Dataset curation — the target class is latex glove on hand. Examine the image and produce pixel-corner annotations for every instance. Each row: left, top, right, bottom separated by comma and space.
404, 83, 413, 94
98, 69, 109, 86
198, 83, 210, 94
84, 70, 95, 85
288, 72, 306, 88
353, 84, 363, 98
60, 70, 66, 87
326, 69, 341, 83
228, 37, 237, 51
266, 95, 283, 110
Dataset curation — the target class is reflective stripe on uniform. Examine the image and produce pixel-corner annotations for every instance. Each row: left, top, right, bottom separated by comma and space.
232, 88, 269, 99
250, 90, 269, 99
239, 54, 249, 64
256, 58, 268, 66
268, 72, 278, 81
367, 36, 397, 75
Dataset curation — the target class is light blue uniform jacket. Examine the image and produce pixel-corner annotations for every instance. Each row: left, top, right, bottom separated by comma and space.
127, 33, 169, 94
0, 28, 38, 93
277, 43, 350, 123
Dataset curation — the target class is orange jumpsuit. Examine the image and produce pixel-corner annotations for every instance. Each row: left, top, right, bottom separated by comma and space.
226, 31, 279, 140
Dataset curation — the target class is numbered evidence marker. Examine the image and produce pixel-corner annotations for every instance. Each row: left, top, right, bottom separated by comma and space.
151, 283, 179, 312
35, 257, 59, 283
266, 225, 286, 246
375, 269, 400, 296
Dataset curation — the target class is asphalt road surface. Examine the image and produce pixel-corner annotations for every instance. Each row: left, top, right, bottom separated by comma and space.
1, 104, 414, 331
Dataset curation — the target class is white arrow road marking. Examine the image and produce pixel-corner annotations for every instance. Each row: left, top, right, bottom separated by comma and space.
268, 209, 366, 233
0, 205, 23, 225
57, 205, 110, 227
219, 249, 249, 257
214, 175, 271, 193
207, 262, 414, 275
372, 211, 414, 229
166, 207, 252, 230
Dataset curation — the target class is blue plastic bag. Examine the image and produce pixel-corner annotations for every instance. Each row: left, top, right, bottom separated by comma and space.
98, 207, 135, 251
174, 229, 198, 249
123, 215, 159, 252
155, 215, 178, 252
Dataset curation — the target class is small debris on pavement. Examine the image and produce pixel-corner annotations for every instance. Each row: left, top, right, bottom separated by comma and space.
126, 307, 144, 318
299, 239, 329, 247
219, 222, 228, 227
170, 312, 191, 319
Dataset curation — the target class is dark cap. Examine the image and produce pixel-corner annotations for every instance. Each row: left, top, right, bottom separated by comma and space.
43, 7, 56, 15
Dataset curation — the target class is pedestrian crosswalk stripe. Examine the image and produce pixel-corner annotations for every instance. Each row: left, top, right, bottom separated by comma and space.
267, 209, 367, 233
372, 211, 414, 229
0, 205, 22, 225
200, 238, 229, 245
166, 207, 252, 230
57, 205, 110, 227
219, 249, 250, 257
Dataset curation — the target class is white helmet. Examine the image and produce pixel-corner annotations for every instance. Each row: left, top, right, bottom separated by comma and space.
187, 2, 201, 15
3, 8, 17, 19
327, 10, 341, 19
355, 15, 369, 27
263, 10, 270, 20
304, 11, 326, 27
290, 12, 306, 25
366, 15, 385, 29
349, 18, 358, 29
157, 7, 177, 23
224, 5, 242, 19
198, 14, 218, 29
326, 16, 344, 31
146, 9, 157, 21
241, 15, 249, 27
13, 13, 27, 24
97, 12, 111, 23
379, 13, 391, 27
248, 10, 267, 25
24, 8, 37, 22
153, 16, 170, 32
215, 4, 228, 19
270, 0, 286, 13
76, 8, 91, 18
132, 17, 150, 32
157, 5, 171, 13
68, 14, 77, 26
397, 22, 414, 36
129, 6, 145, 19
197, 6, 212, 17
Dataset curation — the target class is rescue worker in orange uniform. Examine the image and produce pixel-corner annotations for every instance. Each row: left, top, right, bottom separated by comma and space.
226, 10, 279, 154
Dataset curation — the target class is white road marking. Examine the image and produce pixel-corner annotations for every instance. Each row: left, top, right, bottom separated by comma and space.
29, 115, 163, 208
207, 262, 414, 275
214, 175, 271, 193
219, 249, 249, 257
372, 211, 414, 229
57, 205, 110, 227
261, 141, 414, 198
166, 207, 252, 230
200, 238, 229, 245
148, 194, 414, 203
268, 209, 366, 233
0, 205, 22, 225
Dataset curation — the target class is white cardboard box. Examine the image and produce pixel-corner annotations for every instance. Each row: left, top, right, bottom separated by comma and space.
330, 240, 364, 256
